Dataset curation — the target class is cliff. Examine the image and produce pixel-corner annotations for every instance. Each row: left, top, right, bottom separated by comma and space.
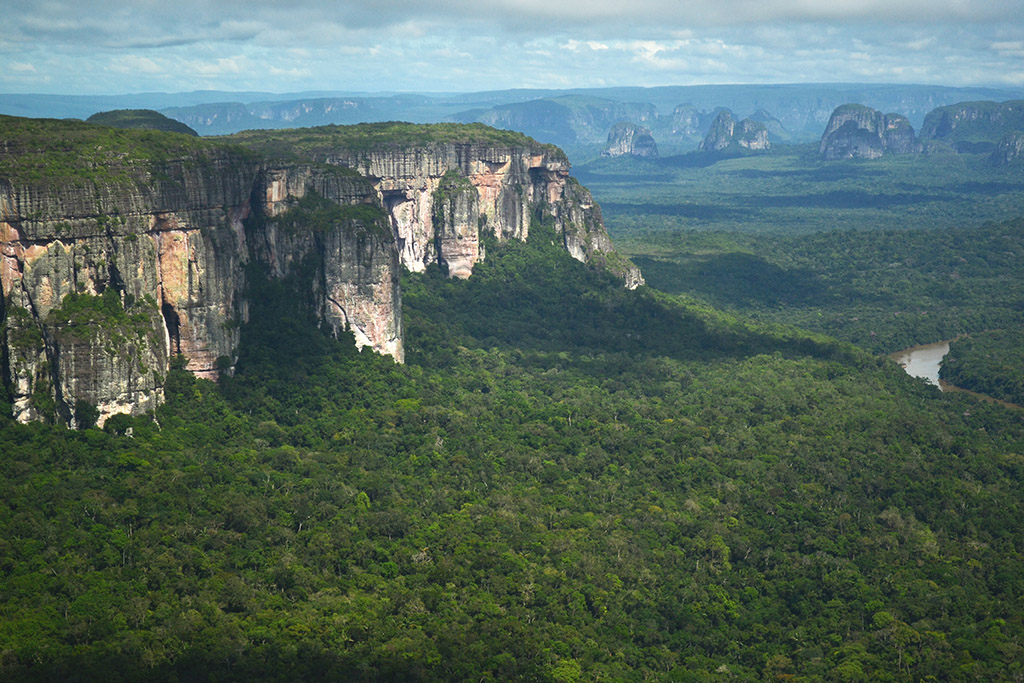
819, 104, 919, 160
991, 131, 1024, 165
1, 117, 640, 426
601, 122, 659, 159
698, 111, 770, 152
748, 109, 791, 142
230, 123, 642, 285
919, 100, 1024, 146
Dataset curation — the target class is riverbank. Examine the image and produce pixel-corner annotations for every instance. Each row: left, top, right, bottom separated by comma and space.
889, 338, 1023, 411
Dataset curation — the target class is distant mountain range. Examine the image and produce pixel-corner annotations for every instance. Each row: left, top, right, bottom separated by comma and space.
3, 84, 1022, 156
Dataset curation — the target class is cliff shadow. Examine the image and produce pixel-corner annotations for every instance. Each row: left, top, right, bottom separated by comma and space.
632, 253, 826, 309
402, 234, 851, 369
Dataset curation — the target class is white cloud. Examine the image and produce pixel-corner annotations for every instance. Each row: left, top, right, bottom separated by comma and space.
1, 0, 1023, 94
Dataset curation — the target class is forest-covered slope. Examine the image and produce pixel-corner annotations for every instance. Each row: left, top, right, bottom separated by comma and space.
1, 228, 1022, 681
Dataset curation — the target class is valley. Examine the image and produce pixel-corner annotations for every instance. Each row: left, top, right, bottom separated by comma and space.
2, 93, 1024, 681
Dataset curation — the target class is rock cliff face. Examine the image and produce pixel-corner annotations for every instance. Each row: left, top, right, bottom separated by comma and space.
919, 100, 1024, 145
250, 166, 402, 360
2, 118, 640, 425
991, 131, 1024, 165
819, 104, 919, 160
0, 120, 399, 425
698, 111, 770, 152
601, 122, 659, 158
280, 130, 641, 285
1, 146, 256, 426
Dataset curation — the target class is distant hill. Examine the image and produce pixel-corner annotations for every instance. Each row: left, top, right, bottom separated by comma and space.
86, 109, 198, 136
451, 95, 658, 145
4, 84, 1023, 160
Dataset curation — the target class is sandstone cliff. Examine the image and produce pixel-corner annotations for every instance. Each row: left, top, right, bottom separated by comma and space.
698, 111, 770, 152
231, 123, 643, 286
2, 118, 641, 426
819, 104, 919, 160
991, 131, 1024, 165
919, 100, 1024, 146
0, 117, 399, 426
601, 122, 659, 159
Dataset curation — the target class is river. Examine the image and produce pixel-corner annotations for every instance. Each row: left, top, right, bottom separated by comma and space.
889, 340, 952, 390
890, 339, 1023, 410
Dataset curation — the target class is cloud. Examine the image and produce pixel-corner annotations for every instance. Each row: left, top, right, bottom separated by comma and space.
562, 40, 610, 52
1, 0, 1023, 94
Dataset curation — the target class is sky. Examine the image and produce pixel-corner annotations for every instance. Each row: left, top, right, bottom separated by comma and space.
2, 0, 1023, 95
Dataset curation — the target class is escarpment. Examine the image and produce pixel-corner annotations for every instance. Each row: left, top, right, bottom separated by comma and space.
919, 100, 1024, 146
231, 124, 642, 285
1, 118, 640, 426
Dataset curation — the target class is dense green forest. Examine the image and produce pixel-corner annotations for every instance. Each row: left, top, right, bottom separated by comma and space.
618, 219, 1024, 355
2, 228, 1024, 680
577, 145, 1024, 236
942, 330, 1024, 406
580, 147, 1024, 401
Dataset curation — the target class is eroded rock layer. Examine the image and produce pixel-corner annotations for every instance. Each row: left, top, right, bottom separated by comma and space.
1, 119, 640, 426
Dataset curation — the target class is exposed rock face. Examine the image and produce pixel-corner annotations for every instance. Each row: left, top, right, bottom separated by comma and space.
819, 104, 919, 160
317, 140, 639, 286
991, 131, 1024, 165
698, 111, 770, 152
670, 104, 705, 138
602, 122, 659, 158
2, 119, 641, 425
431, 172, 481, 279
1, 149, 256, 425
251, 166, 402, 360
1, 128, 400, 426
919, 100, 1024, 145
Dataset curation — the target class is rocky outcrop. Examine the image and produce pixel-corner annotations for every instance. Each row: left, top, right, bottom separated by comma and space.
819, 104, 919, 160
2, 118, 641, 426
748, 109, 790, 142
919, 100, 1024, 145
698, 111, 770, 152
601, 122, 659, 159
670, 105, 705, 139
991, 131, 1024, 165
250, 166, 402, 360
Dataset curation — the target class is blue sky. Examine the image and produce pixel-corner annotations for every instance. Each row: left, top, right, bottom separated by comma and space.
2, 0, 1023, 94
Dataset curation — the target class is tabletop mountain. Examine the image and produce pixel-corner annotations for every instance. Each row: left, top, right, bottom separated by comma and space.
698, 111, 770, 152
818, 104, 919, 159
601, 121, 659, 158
919, 100, 1024, 152
1, 117, 641, 427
